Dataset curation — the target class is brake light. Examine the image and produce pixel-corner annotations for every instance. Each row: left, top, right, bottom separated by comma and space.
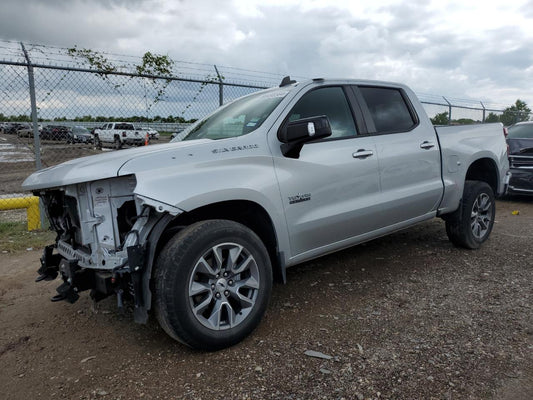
503, 127, 508, 137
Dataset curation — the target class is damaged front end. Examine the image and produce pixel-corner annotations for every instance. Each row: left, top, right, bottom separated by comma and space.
35, 175, 181, 323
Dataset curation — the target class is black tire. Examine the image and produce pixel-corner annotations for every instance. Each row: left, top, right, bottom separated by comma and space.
114, 136, 122, 150
94, 135, 102, 150
154, 220, 273, 350
445, 180, 495, 249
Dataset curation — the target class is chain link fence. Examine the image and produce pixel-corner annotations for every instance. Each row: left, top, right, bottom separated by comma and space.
0, 40, 531, 228
0, 41, 282, 228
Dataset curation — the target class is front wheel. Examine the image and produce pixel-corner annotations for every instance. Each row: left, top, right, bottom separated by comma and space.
94, 134, 102, 150
445, 181, 495, 249
154, 220, 273, 350
114, 136, 122, 150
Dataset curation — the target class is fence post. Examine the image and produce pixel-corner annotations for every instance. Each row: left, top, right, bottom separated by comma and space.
21, 42, 42, 170
21, 42, 46, 229
443, 96, 452, 125
480, 101, 486, 123
214, 65, 223, 106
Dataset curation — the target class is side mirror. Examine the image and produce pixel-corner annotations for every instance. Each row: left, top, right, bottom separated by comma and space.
278, 115, 332, 143
278, 116, 332, 158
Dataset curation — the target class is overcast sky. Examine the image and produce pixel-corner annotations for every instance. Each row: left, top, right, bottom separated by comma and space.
1, 0, 532, 107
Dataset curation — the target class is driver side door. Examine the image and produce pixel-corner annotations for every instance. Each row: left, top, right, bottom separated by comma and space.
273, 86, 383, 258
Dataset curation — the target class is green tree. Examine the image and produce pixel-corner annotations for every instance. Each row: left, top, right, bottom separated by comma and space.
500, 99, 531, 126
454, 118, 476, 125
430, 111, 449, 125
485, 112, 500, 123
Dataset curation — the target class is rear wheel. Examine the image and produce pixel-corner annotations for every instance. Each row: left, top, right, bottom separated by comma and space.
154, 220, 272, 350
445, 181, 495, 249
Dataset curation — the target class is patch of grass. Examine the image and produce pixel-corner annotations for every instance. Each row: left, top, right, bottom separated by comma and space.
0, 222, 55, 254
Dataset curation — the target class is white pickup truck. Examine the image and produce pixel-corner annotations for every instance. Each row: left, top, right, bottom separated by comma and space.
93, 122, 146, 149
23, 78, 509, 350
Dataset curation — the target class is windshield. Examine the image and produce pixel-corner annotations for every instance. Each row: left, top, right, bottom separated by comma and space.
179, 88, 288, 141
507, 123, 533, 139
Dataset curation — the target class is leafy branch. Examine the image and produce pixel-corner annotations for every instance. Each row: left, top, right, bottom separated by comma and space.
67, 46, 117, 78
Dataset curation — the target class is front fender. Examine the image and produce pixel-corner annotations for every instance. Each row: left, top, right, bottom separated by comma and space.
131, 156, 281, 213
128, 155, 291, 273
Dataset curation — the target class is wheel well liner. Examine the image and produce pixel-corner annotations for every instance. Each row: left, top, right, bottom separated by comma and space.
465, 158, 499, 195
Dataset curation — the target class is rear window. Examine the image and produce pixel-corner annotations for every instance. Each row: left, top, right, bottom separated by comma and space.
73, 127, 89, 134
507, 124, 533, 139
115, 123, 134, 130
359, 87, 416, 133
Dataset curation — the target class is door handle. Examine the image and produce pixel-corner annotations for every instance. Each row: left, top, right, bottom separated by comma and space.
352, 149, 374, 159
420, 141, 435, 149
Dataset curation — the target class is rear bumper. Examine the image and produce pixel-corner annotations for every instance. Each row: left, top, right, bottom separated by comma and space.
123, 138, 145, 145
73, 137, 93, 144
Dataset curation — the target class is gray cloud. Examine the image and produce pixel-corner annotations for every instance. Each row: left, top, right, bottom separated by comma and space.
0, 0, 531, 107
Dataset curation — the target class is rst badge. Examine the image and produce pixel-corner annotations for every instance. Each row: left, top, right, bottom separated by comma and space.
288, 193, 311, 204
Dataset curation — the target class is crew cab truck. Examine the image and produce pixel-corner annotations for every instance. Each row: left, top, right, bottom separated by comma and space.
93, 122, 146, 149
23, 78, 509, 350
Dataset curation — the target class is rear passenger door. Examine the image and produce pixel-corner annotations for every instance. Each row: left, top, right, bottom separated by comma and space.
353, 86, 442, 225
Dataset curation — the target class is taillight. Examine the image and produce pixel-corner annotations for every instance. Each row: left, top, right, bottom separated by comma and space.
503, 127, 509, 156
122, 131, 126, 137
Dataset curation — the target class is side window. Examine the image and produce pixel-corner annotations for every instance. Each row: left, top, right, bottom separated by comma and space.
359, 87, 416, 133
287, 87, 357, 139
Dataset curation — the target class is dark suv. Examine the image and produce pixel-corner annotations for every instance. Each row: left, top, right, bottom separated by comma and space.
507, 121, 533, 195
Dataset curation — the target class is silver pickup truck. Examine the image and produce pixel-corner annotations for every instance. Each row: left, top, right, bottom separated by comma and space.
23, 78, 509, 350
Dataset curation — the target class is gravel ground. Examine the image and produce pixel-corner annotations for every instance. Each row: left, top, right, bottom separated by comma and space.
0, 198, 532, 400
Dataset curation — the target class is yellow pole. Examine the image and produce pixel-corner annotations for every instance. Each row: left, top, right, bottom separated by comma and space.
0, 196, 41, 230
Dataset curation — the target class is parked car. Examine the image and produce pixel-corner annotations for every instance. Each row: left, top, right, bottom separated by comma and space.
23, 78, 509, 351
170, 130, 184, 140
140, 127, 160, 140
16, 123, 33, 138
506, 121, 533, 195
0, 122, 9, 134
4, 123, 22, 134
67, 126, 93, 144
40, 125, 71, 141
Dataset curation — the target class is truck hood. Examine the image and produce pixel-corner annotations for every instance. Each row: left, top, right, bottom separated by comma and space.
22, 140, 211, 191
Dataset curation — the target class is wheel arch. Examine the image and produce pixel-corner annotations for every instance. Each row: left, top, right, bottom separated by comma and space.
465, 157, 499, 195
141, 200, 284, 316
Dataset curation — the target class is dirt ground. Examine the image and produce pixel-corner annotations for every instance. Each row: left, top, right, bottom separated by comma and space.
1, 198, 532, 400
